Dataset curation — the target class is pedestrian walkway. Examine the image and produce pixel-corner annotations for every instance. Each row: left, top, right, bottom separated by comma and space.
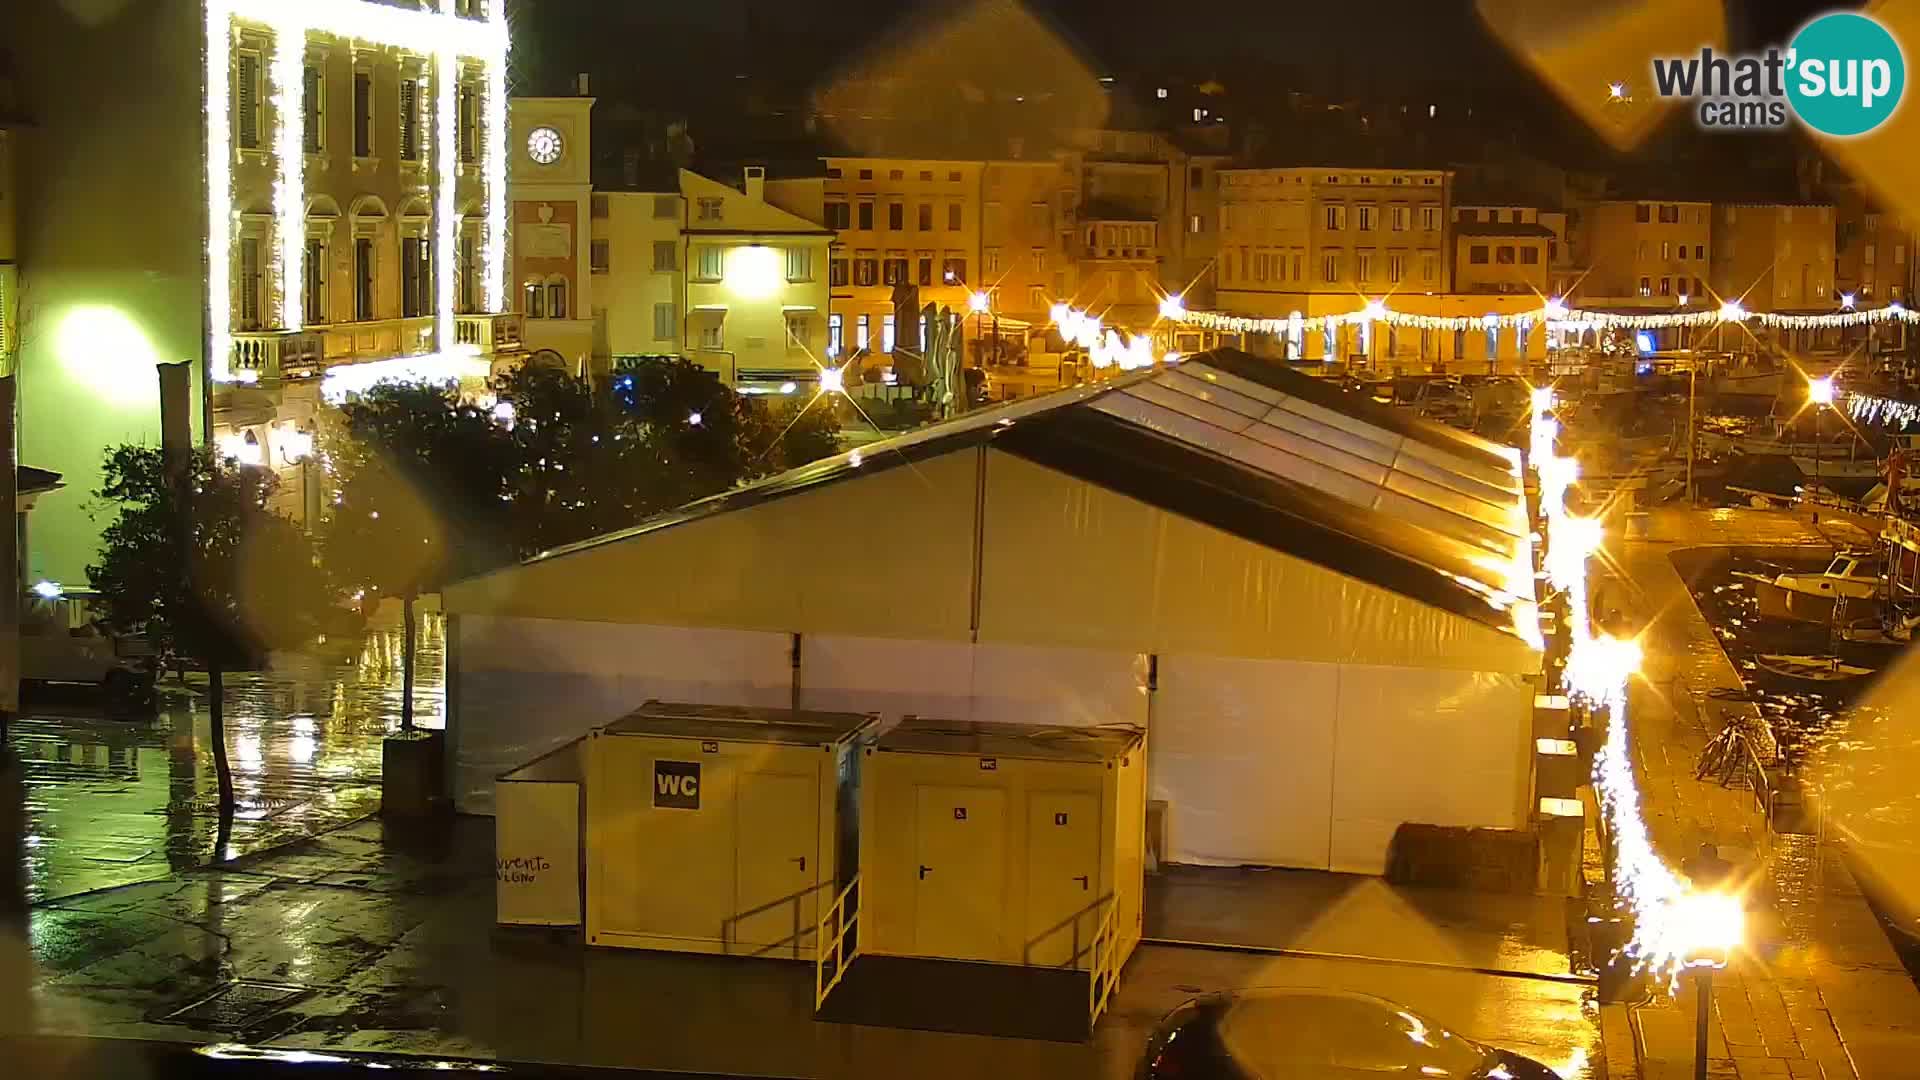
1612, 507, 1920, 1079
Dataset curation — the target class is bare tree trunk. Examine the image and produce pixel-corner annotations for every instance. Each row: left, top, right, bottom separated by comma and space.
209, 665, 235, 813
400, 589, 416, 733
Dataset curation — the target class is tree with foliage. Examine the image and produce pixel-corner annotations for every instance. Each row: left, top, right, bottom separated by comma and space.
89, 446, 330, 811
738, 397, 844, 477
320, 381, 516, 731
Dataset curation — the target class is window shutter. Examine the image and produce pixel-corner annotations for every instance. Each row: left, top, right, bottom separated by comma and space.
398, 79, 417, 161
236, 53, 260, 148
354, 73, 374, 157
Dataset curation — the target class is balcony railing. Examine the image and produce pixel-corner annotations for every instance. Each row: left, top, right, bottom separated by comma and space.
231, 329, 325, 381
455, 312, 525, 353
321, 316, 437, 366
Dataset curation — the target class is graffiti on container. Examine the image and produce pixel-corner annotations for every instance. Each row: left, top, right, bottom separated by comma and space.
496, 855, 553, 884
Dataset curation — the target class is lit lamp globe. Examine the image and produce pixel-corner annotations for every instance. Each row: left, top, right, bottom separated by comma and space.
968, 291, 992, 314
724, 245, 783, 299
1808, 376, 1836, 406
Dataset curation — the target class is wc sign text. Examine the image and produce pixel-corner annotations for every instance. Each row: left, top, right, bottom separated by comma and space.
654, 759, 701, 809
1650, 12, 1905, 137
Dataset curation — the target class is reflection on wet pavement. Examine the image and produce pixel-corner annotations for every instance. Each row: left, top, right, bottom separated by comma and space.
14, 619, 445, 904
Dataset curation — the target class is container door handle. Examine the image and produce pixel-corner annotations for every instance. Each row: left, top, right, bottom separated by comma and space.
792, 856, 806, 872
1074, 875, 1089, 890
918, 865, 933, 880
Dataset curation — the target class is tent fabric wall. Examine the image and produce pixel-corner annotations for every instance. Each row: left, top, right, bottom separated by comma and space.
442, 451, 980, 639
796, 634, 1147, 728
1328, 666, 1534, 874
1151, 654, 1533, 871
1153, 654, 1339, 869
977, 451, 1538, 674
452, 615, 793, 812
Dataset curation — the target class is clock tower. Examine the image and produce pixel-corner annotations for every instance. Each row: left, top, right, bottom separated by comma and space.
509, 92, 595, 371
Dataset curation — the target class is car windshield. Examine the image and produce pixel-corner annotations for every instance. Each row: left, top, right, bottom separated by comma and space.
1217, 993, 1494, 1076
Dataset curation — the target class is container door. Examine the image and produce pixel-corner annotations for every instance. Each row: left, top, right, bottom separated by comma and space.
612, 747, 734, 942
1023, 791, 1101, 968
732, 771, 819, 956
912, 785, 1005, 961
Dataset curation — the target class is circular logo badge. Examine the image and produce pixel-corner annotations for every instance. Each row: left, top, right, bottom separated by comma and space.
1787, 12, 1905, 137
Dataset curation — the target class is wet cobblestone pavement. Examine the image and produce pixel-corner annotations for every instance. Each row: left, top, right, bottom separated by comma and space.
13, 617, 445, 904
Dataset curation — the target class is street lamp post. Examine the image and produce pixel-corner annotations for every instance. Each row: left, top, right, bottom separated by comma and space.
1809, 376, 1836, 510
969, 290, 991, 366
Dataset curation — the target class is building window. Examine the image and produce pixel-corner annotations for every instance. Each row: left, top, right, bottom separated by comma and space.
882, 313, 896, 352
1357, 252, 1373, 280
1659, 276, 1672, 295
827, 313, 843, 356
1030, 248, 1046, 274
943, 257, 967, 283
302, 239, 327, 323
235, 51, 263, 150
883, 255, 908, 285
1321, 253, 1340, 282
695, 245, 724, 281
653, 240, 676, 271
787, 247, 814, 282
1899, 244, 1909, 265
916, 203, 933, 231
1421, 253, 1438, 282
1470, 245, 1489, 265
1388, 254, 1404, 283
1357, 206, 1375, 231
786, 313, 811, 349
1390, 206, 1408, 231
546, 279, 569, 319
457, 231, 476, 313
1496, 246, 1515, 264
1520, 246, 1540, 265
401, 237, 432, 318
1029, 284, 1046, 309
653, 302, 675, 341
888, 202, 904, 230
590, 240, 610, 273
857, 202, 874, 230
1421, 206, 1439, 231
948, 203, 962, 230
826, 201, 850, 229
1661, 241, 1671, 260
344, 236, 372, 321
302, 64, 323, 153
826, 168, 842, 179
985, 247, 1001, 274
1635, 204, 1652, 224
919, 170, 933, 181
917, 255, 933, 286
1659, 204, 1679, 223
829, 258, 849, 286
699, 320, 722, 350
858, 168, 873, 180
697, 197, 724, 222
522, 279, 544, 319
1638, 276, 1651, 297
1325, 205, 1346, 230
948, 170, 962, 182
856, 313, 870, 352
591, 195, 609, 219
855, 255, 878, 286
237, 236, 263, 328
1693, 244, 1704, 260
397, 78, 418, 160
888, 169, 904, 181
1190, 214, 1202, 234
354, 71, 374, 158
458, 84, 477, 164
654, 195, 679, 219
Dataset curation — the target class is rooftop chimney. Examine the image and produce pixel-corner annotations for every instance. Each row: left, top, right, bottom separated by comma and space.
744, 165, 765, 203
577, 73, 590, 97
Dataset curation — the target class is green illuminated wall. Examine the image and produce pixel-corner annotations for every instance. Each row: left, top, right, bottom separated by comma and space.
12, 0, 205, 587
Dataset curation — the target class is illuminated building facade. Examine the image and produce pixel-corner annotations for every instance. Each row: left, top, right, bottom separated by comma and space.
1575, 199, 1712, 308
9, 0, 517, 580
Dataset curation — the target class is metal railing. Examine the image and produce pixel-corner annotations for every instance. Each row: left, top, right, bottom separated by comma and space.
455, 312, 525, 353
1087, 895, 1121, 1027
813, 874, 861, 1011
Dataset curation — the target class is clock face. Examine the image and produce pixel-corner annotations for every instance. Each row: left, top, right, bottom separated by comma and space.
527, 126, 563, 165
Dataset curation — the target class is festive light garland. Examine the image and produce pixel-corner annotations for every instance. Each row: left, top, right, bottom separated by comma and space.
1848, 391, 1920, 430
1179, 296, 1919, 338
1531, 388, 1745, 989
207, 1, 509, 383
319, 346, 490, 404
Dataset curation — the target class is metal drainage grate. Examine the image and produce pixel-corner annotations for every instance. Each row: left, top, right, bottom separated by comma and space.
160, 981, 311, 1030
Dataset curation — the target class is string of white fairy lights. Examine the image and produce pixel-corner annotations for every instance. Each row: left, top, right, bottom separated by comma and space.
1177, 296, 1920, 337
1530, 388, 1745, 989
1849, 391, 1920, 431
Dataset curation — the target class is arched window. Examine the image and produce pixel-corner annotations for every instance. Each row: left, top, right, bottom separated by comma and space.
545, 275, 569, 320
522, 279, 546, 319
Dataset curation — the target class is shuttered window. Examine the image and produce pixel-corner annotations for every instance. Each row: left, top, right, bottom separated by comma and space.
238, 238, 262, 328
235, 52, 262, 149
398, 79, 418, 161
355, 72, 374, 158
302, 65, 322, 153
